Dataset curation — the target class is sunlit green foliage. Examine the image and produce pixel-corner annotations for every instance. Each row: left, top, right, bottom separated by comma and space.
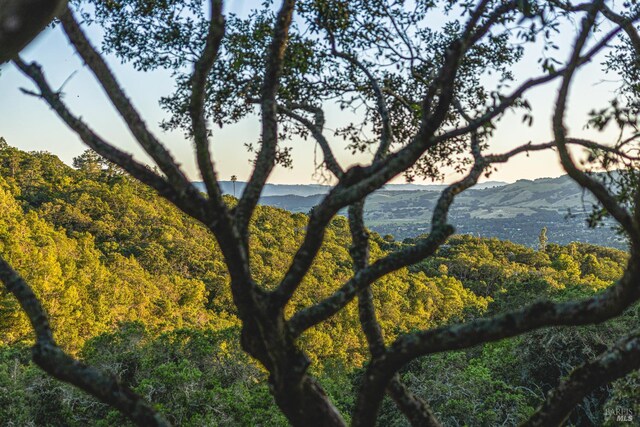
0, 145, 636, 425
0, 145, 488, 363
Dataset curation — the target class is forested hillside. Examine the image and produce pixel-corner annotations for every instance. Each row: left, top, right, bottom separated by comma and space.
0, 144, 637, 425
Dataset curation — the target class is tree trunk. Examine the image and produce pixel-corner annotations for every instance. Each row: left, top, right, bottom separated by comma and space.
238, 301, 346, 427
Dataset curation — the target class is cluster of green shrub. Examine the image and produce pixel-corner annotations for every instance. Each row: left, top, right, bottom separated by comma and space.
0, 141, 637, 425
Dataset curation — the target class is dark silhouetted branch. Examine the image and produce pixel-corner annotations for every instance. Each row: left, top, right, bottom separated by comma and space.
279, 103, 344, 177
348, 201, 442, 427
13, 58, 209, 223
552, 0, 637, 237
235, 0, 296, 238
189, 0, 226, 205
0, 256, 171, 427
59, 8, 198, 198
522, 330, 640, 427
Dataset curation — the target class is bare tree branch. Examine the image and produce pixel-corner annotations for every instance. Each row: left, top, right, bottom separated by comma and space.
602, 7, 640, 55
551, 0, 637, 238
348, 201, 442, 427
279, 103, 344, 177
0, 256, 171, 427
387, 379, 443, 427
13, 58, 210, 223
59, 8, 197, 198
189, 0, 226, 205
235, 0, 296, 238
522, 330, 640, 427
485, 138, 640, 163
353, 251, 640, 426
348, 202, 382, 354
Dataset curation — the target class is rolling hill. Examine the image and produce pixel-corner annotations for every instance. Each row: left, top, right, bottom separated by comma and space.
194, 180, 507, 197
248, 175, 624, 249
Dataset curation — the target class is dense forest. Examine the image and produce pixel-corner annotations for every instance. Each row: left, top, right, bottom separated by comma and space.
0, 142, 637, 426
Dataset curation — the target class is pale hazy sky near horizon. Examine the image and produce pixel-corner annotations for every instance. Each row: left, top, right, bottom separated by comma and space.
0, 1, 625, 185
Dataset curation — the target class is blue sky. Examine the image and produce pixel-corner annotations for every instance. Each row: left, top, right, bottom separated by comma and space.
0, 2, 624, 184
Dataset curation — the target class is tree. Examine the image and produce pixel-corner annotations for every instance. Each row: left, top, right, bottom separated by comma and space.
73, 149, 105, 176
538, 226, 548, 252
231, 174, 238, 197
3, 1, 640, 426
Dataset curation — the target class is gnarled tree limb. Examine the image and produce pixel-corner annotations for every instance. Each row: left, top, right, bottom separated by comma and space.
349, 201, 442, 427
522, 330, 640, 427
235, 0, 296, 239
0, 256, 171, 427
189, 0, 226, 206
59, 8, 197, 199
13, 58, 209, 223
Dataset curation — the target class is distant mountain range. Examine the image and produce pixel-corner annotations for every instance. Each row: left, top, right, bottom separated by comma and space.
196, 176, 625, 249
194, 180, 507, 197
